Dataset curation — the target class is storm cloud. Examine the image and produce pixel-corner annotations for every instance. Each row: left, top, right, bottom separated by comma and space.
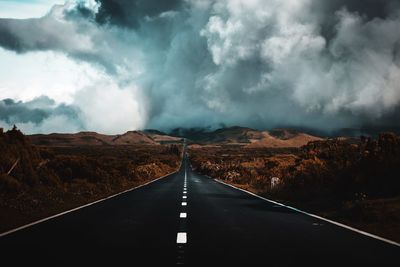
0, 0, 400, 133
0, 96, 83, 133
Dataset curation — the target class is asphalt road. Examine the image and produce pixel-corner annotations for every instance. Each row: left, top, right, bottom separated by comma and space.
0, 155, 398, 265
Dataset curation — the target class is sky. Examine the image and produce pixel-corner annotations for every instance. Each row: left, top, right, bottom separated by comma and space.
0, 0, 400, 134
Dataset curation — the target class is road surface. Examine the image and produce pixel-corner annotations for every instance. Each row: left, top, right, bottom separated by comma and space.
0, 155, 398, 265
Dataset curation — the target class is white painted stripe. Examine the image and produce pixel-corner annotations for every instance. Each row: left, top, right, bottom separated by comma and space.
180, 212, 187, 218
182, 202, 187, 206
182, 196, 187, 199
215, 179, 400, 247
177, 232, 187, 244
183, 191, 187, 194
0, 161, 184, 238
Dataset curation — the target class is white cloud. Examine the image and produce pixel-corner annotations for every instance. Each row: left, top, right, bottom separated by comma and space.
74, 83, 147, 134
0, 48, 102, 103
199, 0, 400, 129
0, 0, 65, 19
2, 115, 82, 134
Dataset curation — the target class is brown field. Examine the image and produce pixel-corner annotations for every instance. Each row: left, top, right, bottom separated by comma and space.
0, 128, 182, 233
188, 134, 400, 242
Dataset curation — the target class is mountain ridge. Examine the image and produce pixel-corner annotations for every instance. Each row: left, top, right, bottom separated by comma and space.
27, 126, 324, 148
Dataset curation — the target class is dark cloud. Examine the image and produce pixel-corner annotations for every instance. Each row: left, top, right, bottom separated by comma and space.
319, 0, 395, 18
95, 0, 183, 28
1, 0, 400, 134
0, 96, 81, 126
312, 0, 400, 41
0, 9, 119, 73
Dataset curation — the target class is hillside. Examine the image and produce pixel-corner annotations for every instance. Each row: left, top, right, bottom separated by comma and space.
0, 127, 182, 232
246, 129, 323, 148
144, 129, 183, 143
175, 126, 322, 147
28, 130, 182, 146
189, 133, 400, 242
111, 131, 157, 145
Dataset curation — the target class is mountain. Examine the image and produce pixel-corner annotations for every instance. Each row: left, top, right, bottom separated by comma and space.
27, 126, 322, 148
28, 132, 115, 146
28, 131, 181, 146
246, 129, 322, 148
111, 131, 157, 145
144, 129, 183, 143
173, 126, 322, 147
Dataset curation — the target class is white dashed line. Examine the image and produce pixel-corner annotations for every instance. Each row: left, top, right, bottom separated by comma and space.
177, 232, 187, 244
182, 196, 187, 199
183, 191, 187, 194
182, 202, 187, 206
180, 212, 187, 218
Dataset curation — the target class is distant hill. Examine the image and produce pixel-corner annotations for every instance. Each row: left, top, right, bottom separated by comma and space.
144, 129, 183, 143
246, 129, 322, 148
28, 131, 181, 146
112, 131, 157, 145
27, 126, 321, 147
174, 126, 322, 148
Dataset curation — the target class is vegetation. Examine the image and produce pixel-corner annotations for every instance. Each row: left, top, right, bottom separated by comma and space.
189, 134, 400, 242
0, 127, 182, 232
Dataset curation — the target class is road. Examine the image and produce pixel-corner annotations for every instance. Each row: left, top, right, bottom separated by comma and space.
0, 155, 398, 265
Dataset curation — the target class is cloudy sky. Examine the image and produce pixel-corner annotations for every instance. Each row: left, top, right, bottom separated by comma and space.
1, 0, 400, 134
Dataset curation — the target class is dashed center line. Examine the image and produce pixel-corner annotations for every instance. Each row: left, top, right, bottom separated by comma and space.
177, 161, 189, 264
177, 232, 187, 244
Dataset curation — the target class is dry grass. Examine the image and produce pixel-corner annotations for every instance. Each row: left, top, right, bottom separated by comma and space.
0, 128, 182, 233
189, 134, 400, 242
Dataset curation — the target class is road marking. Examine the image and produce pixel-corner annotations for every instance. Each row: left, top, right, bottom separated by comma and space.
183, 191, 187, 194
182, 202, 187, 206
215, 179, 400, 247
177, 232, 187, 244
180, 212, 187, 218
0, 167, 183, 238
182, 196, 187, 199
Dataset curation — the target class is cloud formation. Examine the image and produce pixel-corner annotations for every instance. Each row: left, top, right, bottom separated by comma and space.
0, 0, 400, 133
0, 96, 82, 133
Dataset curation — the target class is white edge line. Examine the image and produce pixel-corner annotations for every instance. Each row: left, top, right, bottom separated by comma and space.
214, 178, 400, 247
0, 162, 183, 238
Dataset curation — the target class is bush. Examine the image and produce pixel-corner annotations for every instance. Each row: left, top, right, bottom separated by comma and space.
0, 174, 23, 193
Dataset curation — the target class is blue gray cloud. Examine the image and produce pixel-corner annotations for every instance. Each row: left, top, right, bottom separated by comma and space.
0, 0, 400, 134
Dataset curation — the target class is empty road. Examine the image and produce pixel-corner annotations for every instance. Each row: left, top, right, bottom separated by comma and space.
0, 155, 398, 265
